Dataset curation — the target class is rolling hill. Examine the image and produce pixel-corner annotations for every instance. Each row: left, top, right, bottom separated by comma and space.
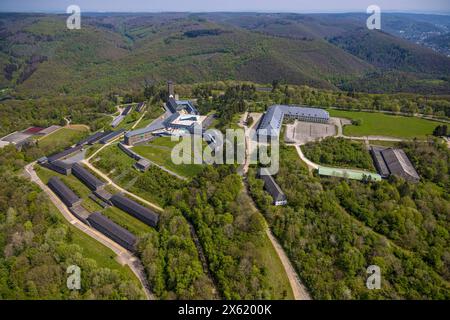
0, 12, 449, 97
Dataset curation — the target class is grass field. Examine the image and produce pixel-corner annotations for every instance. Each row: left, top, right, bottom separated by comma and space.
132, 137, 204, 179
328, 109, 443, 139
257, 233, 294, 299
37, 127, 88, 150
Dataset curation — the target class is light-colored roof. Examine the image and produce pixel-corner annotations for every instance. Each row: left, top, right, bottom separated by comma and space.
258, 105, 329, 136
381, 148, 420, 181
2, 131, 32, 143
39, 125, 61, 135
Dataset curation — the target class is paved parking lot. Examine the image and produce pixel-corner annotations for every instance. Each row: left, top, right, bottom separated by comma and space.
285, 120, 336, 144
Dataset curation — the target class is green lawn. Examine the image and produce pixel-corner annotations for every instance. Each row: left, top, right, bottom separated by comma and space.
328, 109, 443, 139
257, 233, 294, 299
132, 137, 204, 179
37, 127, 88, 150
102, 206, 154, 237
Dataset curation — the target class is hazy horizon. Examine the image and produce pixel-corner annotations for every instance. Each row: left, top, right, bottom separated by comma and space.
1, 0, 449, 14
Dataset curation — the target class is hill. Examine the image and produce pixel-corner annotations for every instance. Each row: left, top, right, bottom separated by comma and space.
0, 13, 372, 97
0, 12, 449, 96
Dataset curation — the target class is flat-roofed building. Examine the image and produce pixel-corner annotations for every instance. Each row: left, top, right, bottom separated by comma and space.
258, 168, 287, 206
163, 112, 206, 134
69, 204, 91, 225
47, 177, 81, 207
135, 158, 151, 172
122, 105, 133, 116
118, 142, 141, 160
99, 129, 125, 144
124, 127, 155, 146
76, 131, 109, 146
72, 163, 105, 191
87, 212, 137, 252
111, 115, 124, 128
42, 160, 72, 175
23, 127, 45, 135
39, 125, 61, 136
47, 145, 83, 163
136, 102, 146, 113
93, 189, 113, 205
2, 131, 32, 145
257, 105, 329, 140
110, 194, 159, 228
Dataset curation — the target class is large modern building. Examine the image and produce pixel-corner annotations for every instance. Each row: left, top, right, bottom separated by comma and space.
87, 212, 137, 252
163, 112, 206, 134
258, 168, 287, 206
257, 105, 329, 139
124, 127, 155, 146
110, 194, 159, 228
47, 177, 82, 208
72, 163, 105, 191
371, 147, 420, 182
166, 97, 198, 115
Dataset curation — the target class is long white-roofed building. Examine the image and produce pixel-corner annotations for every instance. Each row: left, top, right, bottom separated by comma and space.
257, 105, 329, 140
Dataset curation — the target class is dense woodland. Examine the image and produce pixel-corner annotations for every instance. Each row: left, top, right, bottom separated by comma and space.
172, 165, 288, 299
248, 141, 450, 299
0, 96, 115, 136
302, 137, 375, 170
138, 207, 217, 299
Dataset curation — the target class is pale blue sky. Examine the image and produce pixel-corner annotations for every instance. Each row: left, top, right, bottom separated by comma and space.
1, 0, 449, 14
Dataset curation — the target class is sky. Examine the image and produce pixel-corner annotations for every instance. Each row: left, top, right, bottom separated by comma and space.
0, 0, 449, 14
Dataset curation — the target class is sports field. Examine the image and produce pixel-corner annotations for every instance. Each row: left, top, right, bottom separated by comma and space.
328, 109, 443, 139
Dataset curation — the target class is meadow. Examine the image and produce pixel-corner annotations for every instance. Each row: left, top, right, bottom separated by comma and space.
328, 109, 444, 139
132, 137, 204, 179
37, 127, 88, 150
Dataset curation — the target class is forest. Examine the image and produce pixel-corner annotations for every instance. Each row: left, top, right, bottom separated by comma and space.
302, 137, 375, 170
172, 165, 290, 299
248, 142, 450, 299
